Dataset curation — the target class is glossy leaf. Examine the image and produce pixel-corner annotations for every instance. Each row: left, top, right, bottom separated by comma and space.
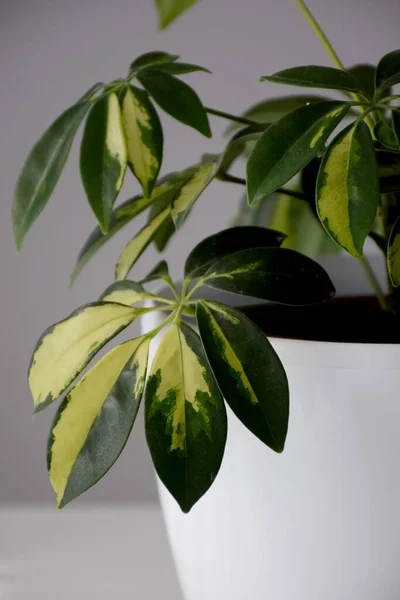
225, 95, 327, 134
388, 217, 400, 287
29, 302, 137, 413
145, 322, 227, 512
317, 121, 379, 257
202, 247, 335, 305
70, 172, 193, 285
374, 119, 400, 150
121, 85, 163, 197
375, 50, 400, 95
99, 280, 155, 305
130, 51, 179, 71
197, 302, 289, 451
48, 337, 150, 508
150, 62, 211, 75
80, 93, 127, 232
138, 69, 211, 137
261, 65, 363, 94
12, 101, 90, 251
154, 0, 198, 29
171, 155, 219, 228
247, 100, 348, 205
115, 206, 170, 280
184, 225, 286, 280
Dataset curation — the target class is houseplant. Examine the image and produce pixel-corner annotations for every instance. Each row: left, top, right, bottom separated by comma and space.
13, 0, 400, 597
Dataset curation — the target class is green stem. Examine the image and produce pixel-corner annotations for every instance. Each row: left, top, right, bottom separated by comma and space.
185, 278, 207, 302
219, 172, 308, 201
163, 275, 181, 301
360, 255, 388, 311
145, 310, 176, 339
205, 107, 262, 128
296, 0, 344, 69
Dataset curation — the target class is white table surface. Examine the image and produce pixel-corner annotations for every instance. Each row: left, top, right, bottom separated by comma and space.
0, 505, 183, 599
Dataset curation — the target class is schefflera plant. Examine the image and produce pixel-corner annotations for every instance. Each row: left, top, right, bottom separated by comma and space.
13, 0, 400, 511
29, 226, 334, 511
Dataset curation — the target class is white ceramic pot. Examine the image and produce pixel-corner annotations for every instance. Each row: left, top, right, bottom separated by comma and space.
141, 253, 400, 600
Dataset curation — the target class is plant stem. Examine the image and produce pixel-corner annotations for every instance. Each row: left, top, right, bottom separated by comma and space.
360, 255, 388, 311
295, 0, 344, 69
205, 107, 262, 128
219, 172, 308, 201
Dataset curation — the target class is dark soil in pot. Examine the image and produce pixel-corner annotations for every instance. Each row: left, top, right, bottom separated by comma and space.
242, 296, 400, 344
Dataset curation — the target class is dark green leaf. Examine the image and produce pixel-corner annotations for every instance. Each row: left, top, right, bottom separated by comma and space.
348, 64, 376, 98
202, 247, 335, 305
261, 65, 363, 94
225, 95, 328, 135
154, 0, 198, 29
376, 148, 400, 192
247, 100, 348, 204
149, 62, 211, 75
388, 217, 400, 287
317, 121, 379, 257
392, 110, 400, 145
80, 93, 127, 232
77, 82, 104, 102
12, 101, 90, 251
184, 226, 286, 280
130, 51, 179, 71
197, 302, 289, 452
138, 69, 211, 137
145, 322, 227, 512
140, 260, 170, 284
375, 50, 400, 96
374, 119, 400, 150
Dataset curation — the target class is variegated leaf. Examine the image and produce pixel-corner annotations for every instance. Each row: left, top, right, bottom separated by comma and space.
145, 322, 227, 512
388, 217, 400, 287
70, 172, 193, 285
197, 302, 289, 452
29, 302, 137, 413
316, 121, 379, 257
184, 225, 286, 280
99, 280, 155, 305
121, 85, 163, 197
247, 101, 349, 205
202, 247, 335, 305
171, 155, 220, 228
115, 206, 170, 280
13, 100, 91, 251
80, 93, 127, 233
48, 337, 150, 507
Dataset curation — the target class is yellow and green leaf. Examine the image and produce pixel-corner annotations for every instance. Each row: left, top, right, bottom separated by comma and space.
80, 93, 127, 233
388, 217, 400, 287
29, 302, 137, 413
197, 302, 289, 451
121, 85, 163, 198
48, 336, 150, 508
115, 206, 170, 280
70, 173, 190, 285
145, 322, 227, 512
316, 121, 379, 257
154, 0, 198, 29
171, 155, 220, 228
99, 280, 155, 305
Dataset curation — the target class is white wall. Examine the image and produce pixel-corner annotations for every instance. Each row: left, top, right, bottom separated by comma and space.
1, 0, 399, 504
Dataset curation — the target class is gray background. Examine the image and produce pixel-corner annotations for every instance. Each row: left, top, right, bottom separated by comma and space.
1, 0, 398, 505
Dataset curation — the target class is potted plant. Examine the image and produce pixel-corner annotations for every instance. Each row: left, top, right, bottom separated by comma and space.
13, 0, 400, 597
